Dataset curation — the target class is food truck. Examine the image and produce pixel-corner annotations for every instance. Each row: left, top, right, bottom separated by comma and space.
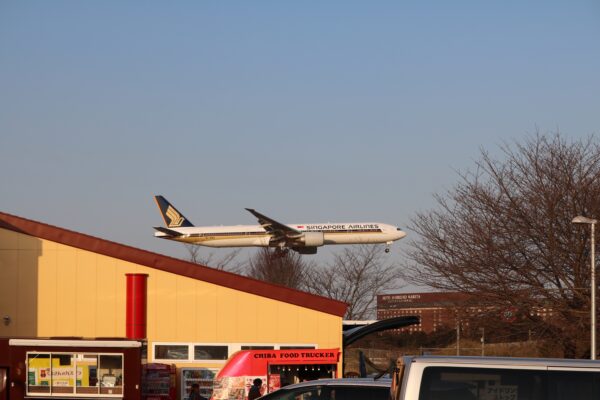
211, 349, 340, 400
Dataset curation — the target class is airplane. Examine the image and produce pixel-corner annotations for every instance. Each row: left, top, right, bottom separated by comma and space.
153, 195, 406, 255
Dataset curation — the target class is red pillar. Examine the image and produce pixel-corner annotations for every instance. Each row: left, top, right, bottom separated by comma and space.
126, 273, 148, 339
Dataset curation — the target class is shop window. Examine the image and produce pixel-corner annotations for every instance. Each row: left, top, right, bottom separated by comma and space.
75, 354, 98, 395
99, 355, 123, 395
155, 345, 189, 360
26, 352, 123, 397
194, 346, 228, 360
51, 353, 74, 394
27, 353, 51, 394
279, 346, 316, 350
241, 346, 274, 350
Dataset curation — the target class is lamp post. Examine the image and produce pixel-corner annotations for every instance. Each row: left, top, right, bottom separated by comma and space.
572, 215, 598, 360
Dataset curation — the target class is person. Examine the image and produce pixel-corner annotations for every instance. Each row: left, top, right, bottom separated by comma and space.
188, 383, 206, 400
248, 378, 263, 400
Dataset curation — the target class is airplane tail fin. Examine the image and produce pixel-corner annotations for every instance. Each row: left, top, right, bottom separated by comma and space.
154, 195, 194, 228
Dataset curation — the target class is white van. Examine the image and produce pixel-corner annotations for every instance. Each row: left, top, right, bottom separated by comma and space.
391, 356, 600, 400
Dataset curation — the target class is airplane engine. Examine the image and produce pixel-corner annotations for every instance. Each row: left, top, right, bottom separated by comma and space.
293, 246, 318, 255
300, 232, 324, 247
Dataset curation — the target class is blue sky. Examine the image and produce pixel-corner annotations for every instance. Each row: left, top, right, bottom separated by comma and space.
1, 1, 599, 270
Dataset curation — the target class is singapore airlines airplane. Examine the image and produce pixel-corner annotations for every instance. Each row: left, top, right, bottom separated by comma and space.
153, 195, 406, 255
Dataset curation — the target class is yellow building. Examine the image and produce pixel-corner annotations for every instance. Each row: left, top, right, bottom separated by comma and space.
0, 211, 346, 393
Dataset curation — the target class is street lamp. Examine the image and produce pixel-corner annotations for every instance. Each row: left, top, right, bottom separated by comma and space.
572, 215, 598, 360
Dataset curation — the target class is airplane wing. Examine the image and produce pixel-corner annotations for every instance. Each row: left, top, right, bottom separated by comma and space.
245, 208, 302, 242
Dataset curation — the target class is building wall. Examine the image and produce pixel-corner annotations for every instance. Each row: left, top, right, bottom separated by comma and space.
0, 228, 342, 369
0, 228, 41, 337
377, 292, 469, 334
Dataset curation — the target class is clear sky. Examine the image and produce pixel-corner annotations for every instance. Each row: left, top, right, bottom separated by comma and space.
1, 1, 599, 270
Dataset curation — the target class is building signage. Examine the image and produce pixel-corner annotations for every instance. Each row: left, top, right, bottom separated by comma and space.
298, 224, 380, 231
379, 294, 423, 307
252, 350, 337, 363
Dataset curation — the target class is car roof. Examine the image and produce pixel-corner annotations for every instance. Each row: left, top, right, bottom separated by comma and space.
278, 378, 391, 390
407, 356, 600, 369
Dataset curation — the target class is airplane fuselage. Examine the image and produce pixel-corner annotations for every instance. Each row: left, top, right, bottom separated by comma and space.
152, 195, 406, 254
154, 222, 405, 248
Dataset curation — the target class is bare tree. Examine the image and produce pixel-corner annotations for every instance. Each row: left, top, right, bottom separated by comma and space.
246, 248, 314, 289
184, 244, 244, 273
404, 133, 600, 357
306, 245, 403, 320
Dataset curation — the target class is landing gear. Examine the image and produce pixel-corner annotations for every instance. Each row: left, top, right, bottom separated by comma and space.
385, 241, 392, 253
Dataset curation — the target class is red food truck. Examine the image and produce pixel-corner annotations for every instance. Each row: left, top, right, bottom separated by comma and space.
211, 349, 340, 400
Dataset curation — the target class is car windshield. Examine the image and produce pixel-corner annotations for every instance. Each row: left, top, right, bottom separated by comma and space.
264, 386, 323, 400
330, 386, 389, 400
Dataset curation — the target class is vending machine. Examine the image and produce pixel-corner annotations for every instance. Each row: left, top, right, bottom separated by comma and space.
180, 368, 218, 400
142, 363, 177, 400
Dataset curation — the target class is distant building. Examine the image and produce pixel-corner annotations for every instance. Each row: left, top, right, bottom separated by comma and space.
377, 292, 470, 334
378, 292, 554, 335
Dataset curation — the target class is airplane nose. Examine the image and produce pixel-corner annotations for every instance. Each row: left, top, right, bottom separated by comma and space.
395, 229, 407, 240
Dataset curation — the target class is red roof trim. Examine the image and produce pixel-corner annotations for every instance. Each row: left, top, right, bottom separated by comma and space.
0, 212, 347, 317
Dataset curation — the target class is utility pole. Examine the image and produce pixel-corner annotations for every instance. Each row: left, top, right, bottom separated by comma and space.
480, 327, 485, 357
456, 317, 460, 356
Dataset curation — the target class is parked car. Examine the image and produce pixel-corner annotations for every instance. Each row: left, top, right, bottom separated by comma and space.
257, 378, 391, 400
391, 355, 600, 400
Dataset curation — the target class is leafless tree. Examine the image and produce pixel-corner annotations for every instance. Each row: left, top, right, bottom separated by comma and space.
246, 248, 314, 290
404, 133, 600, 357
184, 244, 244, 273
306, 245, 403, 320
